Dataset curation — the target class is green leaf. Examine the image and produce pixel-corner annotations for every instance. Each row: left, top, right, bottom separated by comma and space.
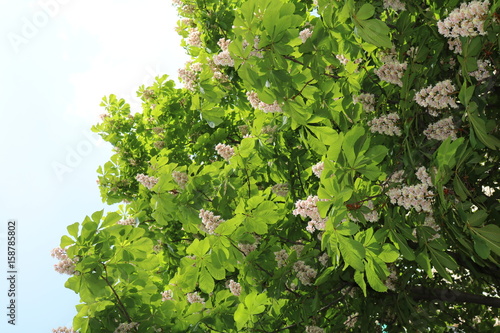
472, 234, 490, 259
356, 3, 375, 20
467, 210, 488, 227
199, 267, 215, 293
354, 19, 392, 49
379, 243, 399, 263
336, 221, 360, 236
389, 231, 415, 260
468, 106, 500, 150
60, 235, 75, 248
473, 224, 500, 256
365, 259, 387, 292
416, 251, 433, 278
354, 270, 367, 296
339, 236, 365, 271
67, 222, 79, 238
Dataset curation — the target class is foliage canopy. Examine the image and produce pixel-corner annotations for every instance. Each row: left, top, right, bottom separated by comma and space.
54, 0, 500, 332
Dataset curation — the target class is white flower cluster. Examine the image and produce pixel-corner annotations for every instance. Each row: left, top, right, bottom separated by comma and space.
374, 60, 407, 87
305, 326, 325, 333
272, 183, 289, 197
344, 313, 359, 328
114, 322, 139, 333
52, 327, 76, 333
368, 113, 402, 136
227, 279, 241, 296
312, 161, 324, 178
117, 217, 136, 226
423, 215, 441, 241
215, 143, 235, 160
136, 173, 158, 190
299, 27, 313, 43
469, 59, 492, 81
246, 91, 283, 113
415, 166, 433, 188
447, 38, 462, 54
318, 252, 330, 266
353, 93, 376, 112
261, 125, 278, 135
199, 209, 225, 234
172, 170, 188, 188
336, 54, 349, 65
274, 249, 289, 268
293, 260, 317, 285
213, 38, 234, 67
363, 200, 380, 222
238, 242, 258, 256
414, 80, 458, 111
384, 267, 398, 291
242, 35, 264, 58
387, 167, 435, 213
424, 117, 457, 141
383, 0, 405, 11
161, 290, 173, 301
293, 196, 328, 233
186, 28, 202, 47
186, 291, 205, 304
51, 247, 78, 275
437, 0, 490, 38
388, 170, 405, 184
178, 61, 202, 91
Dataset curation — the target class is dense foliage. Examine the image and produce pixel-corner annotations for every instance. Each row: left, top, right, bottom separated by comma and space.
52, 0, 500, 332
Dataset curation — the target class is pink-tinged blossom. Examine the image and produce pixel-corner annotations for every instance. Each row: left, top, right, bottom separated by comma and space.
448, 38, 462, 54
353, 93, 376, 112
299, 27, 313, 43
238, 242, 258, 256
52, 327, 77, 333
414, 80, 458, 110
305, 326, 325, 333
178, 61, 201, 91
293, 260, 317, 285
199, 209, 225, 234
336, 54, 349, 65
344, 313, 359, 328
246, 91, 283, 113
172, 171, 188, 188
275, 249, 289, 268
368, 113, 402, 136
228, 279, 241, 296
388, 170, 405, 184
272, 183, 289, 197
437, 1, 490, 38
374, 60, 407, 87
312, 161, 324, 178
215, 143, 235, 160
318, 252, 330, 266
387, 184, 434, 213
384, 266, 398, 291
136, 173, 158, 190
51, 247, 79, 275
186, 28, 202, 47
162, 290, 174, 301
469, 59, 492, 81
423, 117, 457, 141
242, 36, 264, 58
213, 38, 234, 67
363, 200, 380, 222
383, 0, 405, 11
423, 215, 441, 241
293, 196, 328, 233
186, 291, 205, 304
117, 217, 136, 226
114, 322, 139, 333
415, 166, 434, 188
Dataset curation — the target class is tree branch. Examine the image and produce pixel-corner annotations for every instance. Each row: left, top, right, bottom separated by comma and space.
411, 286, 500, 307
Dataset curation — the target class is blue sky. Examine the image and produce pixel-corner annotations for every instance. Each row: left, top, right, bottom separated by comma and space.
0, 0, 188, 331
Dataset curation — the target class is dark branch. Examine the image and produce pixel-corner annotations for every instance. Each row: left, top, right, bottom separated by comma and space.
411, 286, 500, 308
